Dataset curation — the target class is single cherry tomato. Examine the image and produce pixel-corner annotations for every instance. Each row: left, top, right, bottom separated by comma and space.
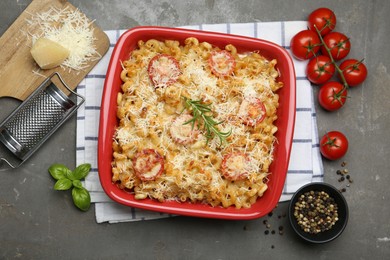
321, 32, 351, 61
306, 55, 335, 85
221, 152, 250, 181
169, 114, 200, 145
290, 30, 321, 60
208, 50, 236, 77
339, 59, 368, 87
238, 98, 267, 126
320, 131, 348, 160
148, 54, 181, 88
132, 149, 164, 181
308, 7, 337, 36
318, 81, 348, 111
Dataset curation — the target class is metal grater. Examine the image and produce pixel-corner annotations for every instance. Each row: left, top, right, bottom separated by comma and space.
0, 72, 85, 170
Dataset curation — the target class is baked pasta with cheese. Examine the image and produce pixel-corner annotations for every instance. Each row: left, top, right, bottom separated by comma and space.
111, 37, 283, 209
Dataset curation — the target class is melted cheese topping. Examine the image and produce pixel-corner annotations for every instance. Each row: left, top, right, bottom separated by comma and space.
169, 114, 199, 144
209, 51, 235, 75
222, 153, 250, 180
112, 38, 283, 209
143, 164, 162, 179
134, 154, 162, 180
149, 55, 181, 87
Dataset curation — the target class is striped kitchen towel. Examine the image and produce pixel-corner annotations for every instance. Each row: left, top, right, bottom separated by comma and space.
76, 21, 323, 223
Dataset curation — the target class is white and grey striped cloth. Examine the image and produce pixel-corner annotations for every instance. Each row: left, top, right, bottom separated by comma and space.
76, 21, 323, 223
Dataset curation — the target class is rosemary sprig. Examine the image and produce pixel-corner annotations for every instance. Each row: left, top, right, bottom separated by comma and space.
182, 97, 232, 145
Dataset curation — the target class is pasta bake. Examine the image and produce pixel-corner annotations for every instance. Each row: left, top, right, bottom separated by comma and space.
111, 37, 283, 209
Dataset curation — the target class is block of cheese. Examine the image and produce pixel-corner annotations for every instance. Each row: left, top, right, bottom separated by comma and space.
30, 38, 70, 69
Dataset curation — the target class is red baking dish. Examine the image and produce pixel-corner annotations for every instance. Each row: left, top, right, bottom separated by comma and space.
98, 26, 296, 220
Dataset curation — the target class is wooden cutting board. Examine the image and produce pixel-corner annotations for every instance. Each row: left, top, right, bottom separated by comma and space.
0, 0, 110, 101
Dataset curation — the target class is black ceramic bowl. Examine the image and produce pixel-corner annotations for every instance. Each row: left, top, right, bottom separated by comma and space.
288, 182, 349, 243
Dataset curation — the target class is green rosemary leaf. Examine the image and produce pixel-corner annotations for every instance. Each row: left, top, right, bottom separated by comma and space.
182, 97, 231, 145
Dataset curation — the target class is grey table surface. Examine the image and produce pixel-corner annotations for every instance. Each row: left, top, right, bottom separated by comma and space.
1, 0, 389, 259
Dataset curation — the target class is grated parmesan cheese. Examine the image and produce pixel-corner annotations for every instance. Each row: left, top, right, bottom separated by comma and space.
113, 38, 284, 208
24, 6, 100, 72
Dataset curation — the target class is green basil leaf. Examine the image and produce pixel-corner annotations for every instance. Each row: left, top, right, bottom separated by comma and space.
65, 170, 76, 181
72, 180, 83, 189
72, 187, 91, 211
71, 163, 92, 180
49, 164, 71, 180
54, 178, 73, 190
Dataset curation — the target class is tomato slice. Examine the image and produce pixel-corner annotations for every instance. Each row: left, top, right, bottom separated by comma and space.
132, 149, 164, 181
147, 54, 181, 88
208, 50, 236, 77
169, 114, 200, 145
221, 152, 250, 181
238, 98, 267, 126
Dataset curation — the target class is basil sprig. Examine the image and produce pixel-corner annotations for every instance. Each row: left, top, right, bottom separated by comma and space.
49, 163, 92, 211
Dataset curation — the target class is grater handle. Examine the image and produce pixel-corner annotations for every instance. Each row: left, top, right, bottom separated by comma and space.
0, 157, 19, 170
55, 72, 86, 106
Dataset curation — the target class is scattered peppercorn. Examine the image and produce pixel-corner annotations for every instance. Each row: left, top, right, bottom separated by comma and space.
294, 190, 339, 234
261, 208, 286, 238
335, 161, 354, 192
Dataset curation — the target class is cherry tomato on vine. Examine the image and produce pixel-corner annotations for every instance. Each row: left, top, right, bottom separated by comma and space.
321, 32, 351, 61
339, 59, 368, 87
308, 7, 337, 36
318, 81, 348, 111
306, 55, 335, 85
290, 30, 321, 60
320, 131, 348, 160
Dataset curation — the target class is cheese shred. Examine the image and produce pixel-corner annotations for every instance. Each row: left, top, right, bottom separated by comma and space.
23, 6, 100, 72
